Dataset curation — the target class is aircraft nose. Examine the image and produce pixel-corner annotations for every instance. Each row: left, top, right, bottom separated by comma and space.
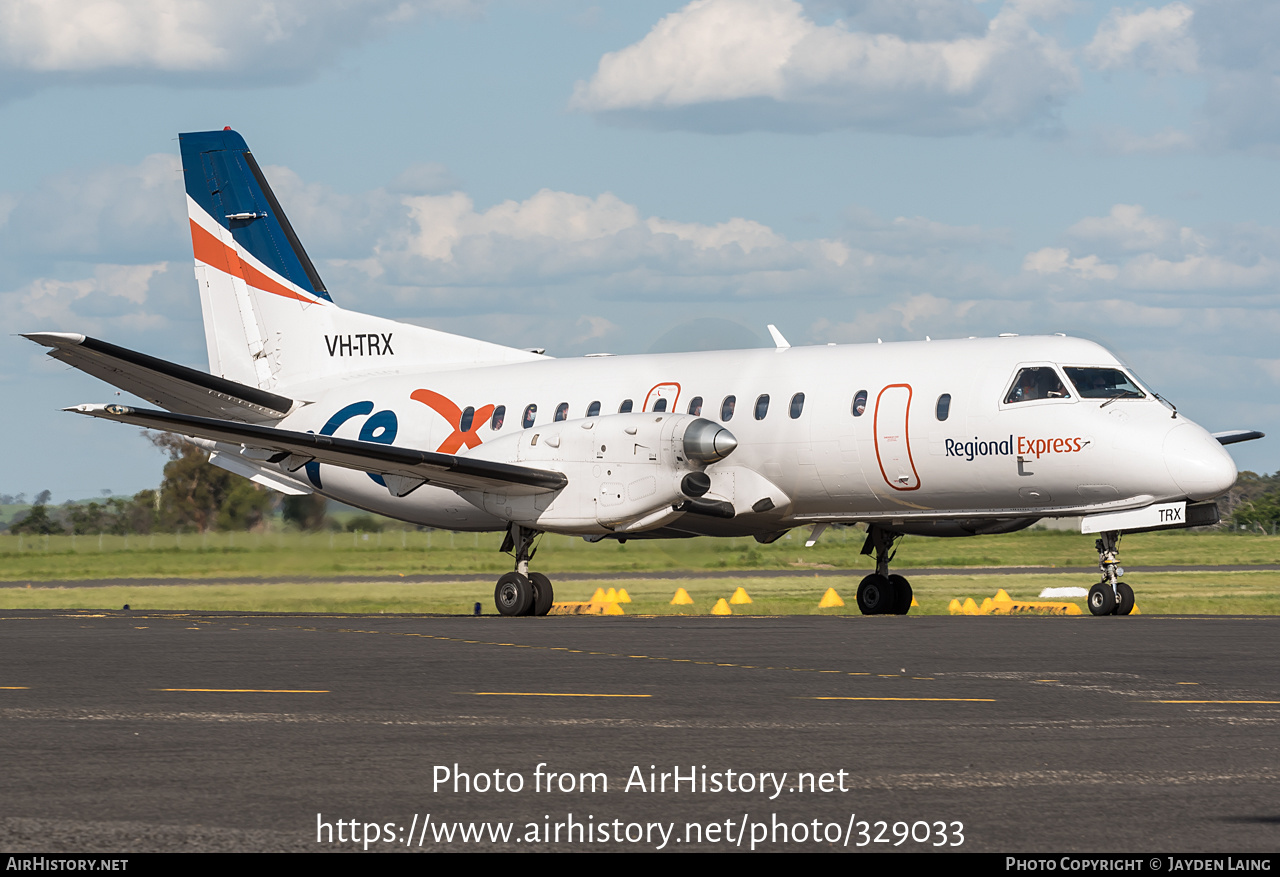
1163, 423, 1237, 500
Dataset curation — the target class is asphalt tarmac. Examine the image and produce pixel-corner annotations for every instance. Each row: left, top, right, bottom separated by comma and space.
2, 610, 1278, 853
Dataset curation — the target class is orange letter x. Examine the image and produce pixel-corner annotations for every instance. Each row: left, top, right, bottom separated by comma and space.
410, 389, 495, 455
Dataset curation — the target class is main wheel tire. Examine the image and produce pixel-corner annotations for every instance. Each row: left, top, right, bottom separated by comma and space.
1115, 581, 1135, 616
495, 572, 534, 616
888, 574, 913, 615
1088, 582, 1117, 616
857, 574, 897, 615
529, 572, 554, 616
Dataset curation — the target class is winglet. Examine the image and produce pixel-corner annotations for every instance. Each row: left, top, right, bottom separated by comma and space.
767, 324, 790, 350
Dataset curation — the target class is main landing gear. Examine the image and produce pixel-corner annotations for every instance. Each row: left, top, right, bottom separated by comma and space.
1088, 530, 1135, 616
857, 526, 913, 616
494, 524, 554, 617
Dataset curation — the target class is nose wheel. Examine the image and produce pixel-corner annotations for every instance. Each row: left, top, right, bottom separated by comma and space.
1089, 531, 1135, 616
494, 525, 554, 616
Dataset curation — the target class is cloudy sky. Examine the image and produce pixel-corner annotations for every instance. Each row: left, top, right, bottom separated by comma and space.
5, 0, 1280, 501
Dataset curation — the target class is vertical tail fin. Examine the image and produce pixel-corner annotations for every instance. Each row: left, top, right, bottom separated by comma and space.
180, 128, 544, 393
181, 128, 332, 389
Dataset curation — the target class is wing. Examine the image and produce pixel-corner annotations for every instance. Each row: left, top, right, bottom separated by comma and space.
25, 332, 296, 423
67, 404, 567, 497
1213, 429, 1265, 446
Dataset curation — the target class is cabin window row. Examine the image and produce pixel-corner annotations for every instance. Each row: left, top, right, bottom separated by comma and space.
471, 388, 955, 431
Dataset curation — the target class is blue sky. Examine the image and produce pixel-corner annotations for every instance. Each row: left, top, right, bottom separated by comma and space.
4, 0, 1279, 501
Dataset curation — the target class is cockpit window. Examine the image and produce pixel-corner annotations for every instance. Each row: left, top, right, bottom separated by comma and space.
1064, 367, 1146, 401
1004, 366, 1071, 404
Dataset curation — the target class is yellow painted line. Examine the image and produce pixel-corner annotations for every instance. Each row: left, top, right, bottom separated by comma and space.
155, 688, 329, 693
1176, 682, 1200, 685
473, 692, 651, 698
1151, 700, 1280, 704
808, 697, 996, 702
1, 686, 30, 690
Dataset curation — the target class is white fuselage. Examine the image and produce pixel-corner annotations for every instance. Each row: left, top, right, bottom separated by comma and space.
269, 333, 1236, 538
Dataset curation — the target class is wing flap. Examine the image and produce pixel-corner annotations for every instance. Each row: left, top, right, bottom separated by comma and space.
26, 332, 296, 423
68, 404, 568, 496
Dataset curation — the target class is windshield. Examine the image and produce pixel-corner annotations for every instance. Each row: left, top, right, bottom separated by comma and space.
1063, 367, 1146, 400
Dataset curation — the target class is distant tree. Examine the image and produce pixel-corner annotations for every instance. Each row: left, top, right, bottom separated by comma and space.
149, 432, 276, 532
282, 494, 329, 531
67, 501, 107, 535
34, 489, 51, 506
10, 492, 65, 535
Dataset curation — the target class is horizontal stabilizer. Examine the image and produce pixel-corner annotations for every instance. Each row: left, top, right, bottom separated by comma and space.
67, 404, 568, 496
1212, 429, 1265, 446
26, 333, 296, 423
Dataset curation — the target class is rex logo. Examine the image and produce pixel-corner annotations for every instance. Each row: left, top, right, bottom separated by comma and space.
304, 391, 492, 489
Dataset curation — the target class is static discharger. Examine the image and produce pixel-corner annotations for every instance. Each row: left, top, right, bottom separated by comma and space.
949, 589, 1088, 616
670, 588, 694, 605
729, 587, 752, 604
711, 598, 733, 615
818, 588, 845, 608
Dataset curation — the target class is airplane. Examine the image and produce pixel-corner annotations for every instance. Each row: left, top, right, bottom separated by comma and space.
24, 128, 1263, 618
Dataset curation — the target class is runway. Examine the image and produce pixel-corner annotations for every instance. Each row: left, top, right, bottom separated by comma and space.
2, 609, 1278, 852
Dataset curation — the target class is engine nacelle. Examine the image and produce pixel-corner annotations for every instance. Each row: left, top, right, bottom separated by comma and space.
458, 412, 737, 534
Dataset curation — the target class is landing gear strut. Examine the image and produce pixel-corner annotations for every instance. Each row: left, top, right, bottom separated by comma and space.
494, 524, 554, 616
1089, 530, 1134, 616
857, 525, 913, 615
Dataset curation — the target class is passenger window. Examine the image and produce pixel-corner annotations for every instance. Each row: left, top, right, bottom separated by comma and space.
522, 404, 537, 429
720, 395, 736, 421
460, 406, 475, 432
653, 397, 668, 413
852, 390, 868, 417
554, 402, 569, 422
755, 394, 770, 420
490, 405, 506, 431
586, 401, 601, 417
936, 394, 951, 421
619, 399, 633, 414
789, 393, 804, 419
687, 396, 703, 416
1005, 367, 1071, 404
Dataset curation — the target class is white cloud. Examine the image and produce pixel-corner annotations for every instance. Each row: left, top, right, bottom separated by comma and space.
0, 153, 184, 262
1025, 204, 1280, 293
571, 0, 1078, 135
1085, 2, 1197, 74
9, 262, 170, 329
1023, 246, 1119, 280
0, 0, 480, 90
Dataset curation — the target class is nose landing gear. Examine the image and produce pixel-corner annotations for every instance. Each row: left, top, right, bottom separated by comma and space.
856, 525, 913, 615
493, 524, 554, 616
1089, 530, 1135, 616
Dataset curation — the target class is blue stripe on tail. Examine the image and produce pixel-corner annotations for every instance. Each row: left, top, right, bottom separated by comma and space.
179, 129, 332, 302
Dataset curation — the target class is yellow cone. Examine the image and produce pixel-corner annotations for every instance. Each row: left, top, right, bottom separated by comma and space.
591, 587, 607, 603
729, 586, 752, 604
948, 598, 964, 614
962, 597, 980, 615
993, 588, 1013, 603
980, 597, 994, 614
910, 596, 919, 607
818, 587, 845, 608
711, 598, 733, 615
604, 587, 619, 603
602, 601, 624, 615
617, 588, 632, 603
670, 587, 694, 605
